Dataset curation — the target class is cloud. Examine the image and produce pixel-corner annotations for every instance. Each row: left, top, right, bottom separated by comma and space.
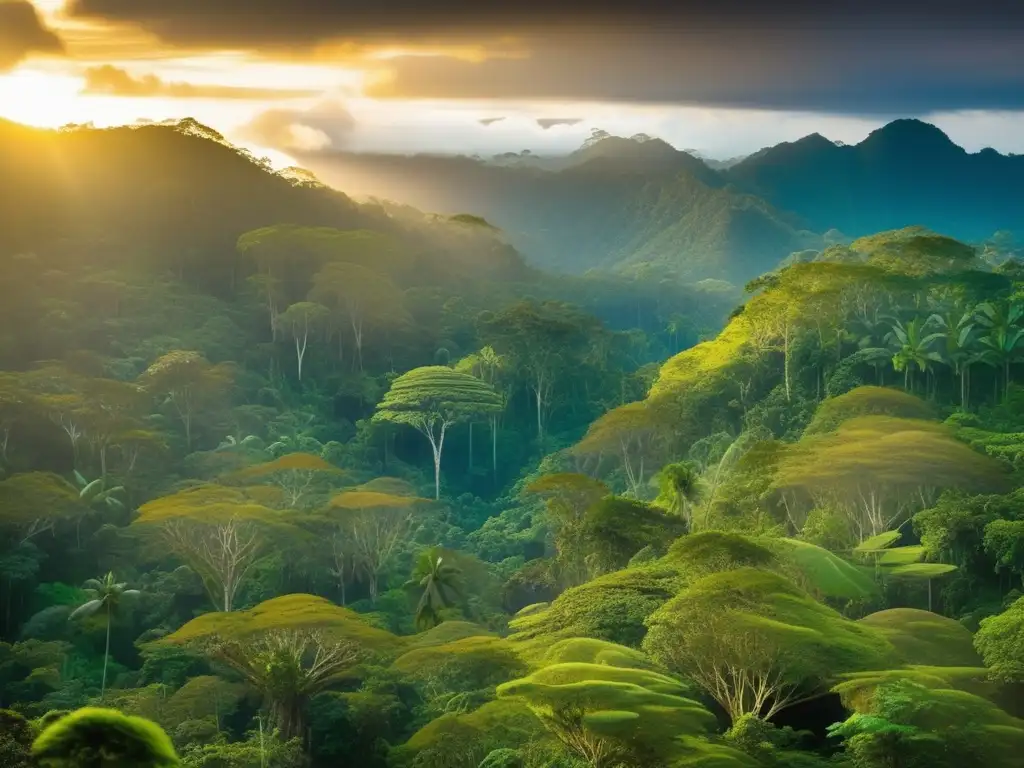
479, 117, 505, 126
237, 101, 356, 152
363, 27, 1024, 115
0, 0, 65, 71
80, 65, 319, 100
63, 0, 1024, 46
61, 1, 1024, 114
537, 118, 582, 129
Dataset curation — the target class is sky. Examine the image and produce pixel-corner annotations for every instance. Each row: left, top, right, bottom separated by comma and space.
2, 0, 1024, 168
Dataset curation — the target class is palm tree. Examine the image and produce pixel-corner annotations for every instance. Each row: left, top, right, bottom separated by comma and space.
71, 470, 126, 549
975, 301, 1024, 402
885, 317, 943, 393
656, 462, 703, 531
69, 572, 139, 696
927, 308, 980, 409
405, 548, 463, 630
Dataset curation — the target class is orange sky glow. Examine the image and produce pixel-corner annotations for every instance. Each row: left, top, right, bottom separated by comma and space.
3, 0, 1024, 166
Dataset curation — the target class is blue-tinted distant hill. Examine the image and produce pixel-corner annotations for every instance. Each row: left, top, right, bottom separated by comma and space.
725, 119, 1024, 240
301, 120, 1024, 284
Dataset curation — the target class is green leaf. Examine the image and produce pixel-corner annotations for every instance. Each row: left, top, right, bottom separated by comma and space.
888, 563, 958, 579
854, 531, 902, 554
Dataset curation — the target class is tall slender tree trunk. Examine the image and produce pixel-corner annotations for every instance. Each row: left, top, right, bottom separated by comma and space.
102, 603, 111, 697
425, 423, 448, 501
467, 422, 473, 473
491, 415, 498, 485
783, 322, 792, 402
295, 326, 308, 381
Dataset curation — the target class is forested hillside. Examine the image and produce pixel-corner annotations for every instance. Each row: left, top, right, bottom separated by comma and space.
3, 119, 1024, 768
296, 136, 820, 284
302, 120, 1024, 283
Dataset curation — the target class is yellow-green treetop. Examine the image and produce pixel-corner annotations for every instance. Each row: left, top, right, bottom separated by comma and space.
328, 489, 427, 510
231, 452, 339, 476
133, 484, 290, 528
0, 471, 85, 530
374, 366, 502, 499
405, 621, 496, 649
391, 635, 526, 689
496, 660, 740, 767
354, 476, 419, 497
224, 452, 345, 508
832, 667, 997, 714
858, 608, 982, 667
774, 415, 1005, 538
159, 593, 404, 654
525, 473, 608, 526
32, 707, 179, 768
643, 568, 893, 722
572, 402, 661, 498
804, 386, 935, 435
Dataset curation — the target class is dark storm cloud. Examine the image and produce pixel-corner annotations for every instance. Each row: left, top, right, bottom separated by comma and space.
367, 28, 1024, 115
0, 0, 65, 71
537, 119, 583, 129
81, 65, 318, 100
65, 0, 1024, 113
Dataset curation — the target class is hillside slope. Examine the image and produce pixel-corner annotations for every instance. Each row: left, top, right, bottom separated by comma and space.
303, 139, 815, 283
0, 118, 530, 288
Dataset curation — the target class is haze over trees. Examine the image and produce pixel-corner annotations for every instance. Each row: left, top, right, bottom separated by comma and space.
3, 116, 1024, 768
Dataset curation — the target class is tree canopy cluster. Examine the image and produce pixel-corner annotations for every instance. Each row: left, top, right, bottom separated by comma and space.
3, 120, 1024, 768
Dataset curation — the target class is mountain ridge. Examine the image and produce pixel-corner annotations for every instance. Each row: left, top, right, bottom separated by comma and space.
292, 118, 1023, 282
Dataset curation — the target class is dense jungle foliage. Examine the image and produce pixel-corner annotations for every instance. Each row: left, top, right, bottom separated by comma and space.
3, 121, 1024, 768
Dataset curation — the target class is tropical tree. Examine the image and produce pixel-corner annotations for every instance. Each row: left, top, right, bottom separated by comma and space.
975, 301, 1024, 402
497, 656, 748, 768
481, 300, 600, 443
773, 416, 1003, 539
203, 630, 360, 741
974, 596, 1024, 683
226, 452, 343, 508
310, 261, 407, 371
573, 402, 661, 499
828, 678, 1024, 768
643, 568, 891, 723
133, 485, 301, 612
373, 366, 503, 499
69, 573, 140, 696
885, 317, 943, 393
526, 473, 609, 587
406, 547, 463, 630
138, 351, 233, 451
927, 307, 980, 409
329, 489, 423, 603
654, 461, 703, 530
32, 707, 179, 768
276, 301, 329, 381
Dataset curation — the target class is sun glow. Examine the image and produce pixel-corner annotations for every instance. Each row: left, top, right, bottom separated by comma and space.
0, 69, 84, 128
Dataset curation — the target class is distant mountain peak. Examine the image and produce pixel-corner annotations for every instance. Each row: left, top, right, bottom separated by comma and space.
860, 119, 960, 153
571, 130, 681, 161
